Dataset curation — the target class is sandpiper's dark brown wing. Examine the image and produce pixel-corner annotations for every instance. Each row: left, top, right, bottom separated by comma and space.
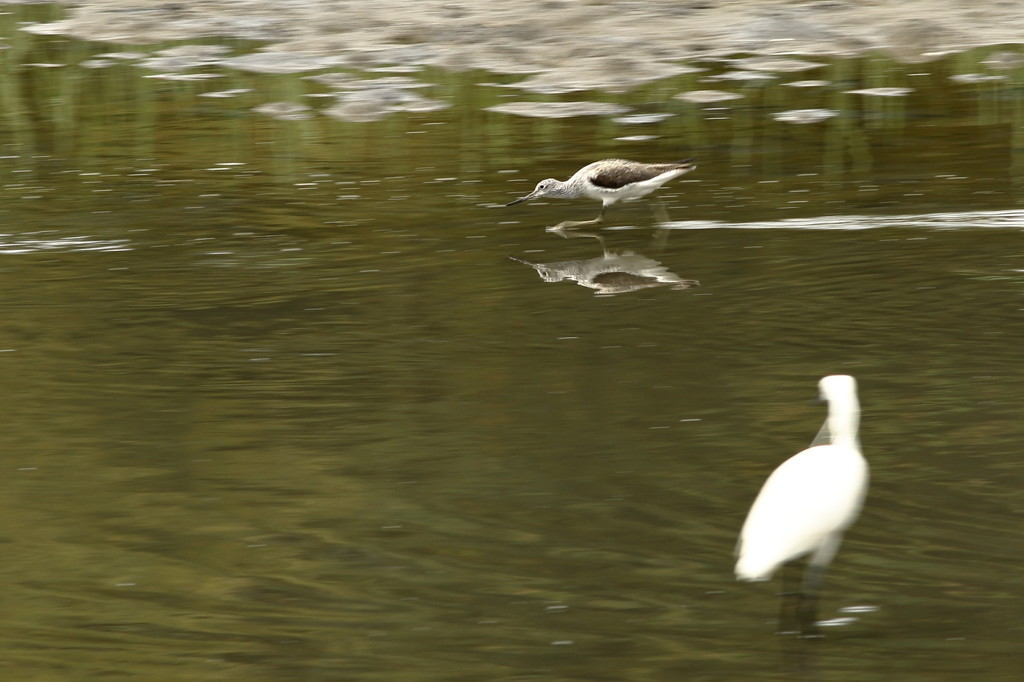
588, 159, 695, 189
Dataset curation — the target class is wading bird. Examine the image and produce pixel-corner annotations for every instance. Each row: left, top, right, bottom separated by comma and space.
735, 375, 869, 637
505, 158, 696, 229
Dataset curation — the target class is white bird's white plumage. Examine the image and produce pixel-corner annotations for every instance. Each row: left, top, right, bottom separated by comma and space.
735, 375, 868, 582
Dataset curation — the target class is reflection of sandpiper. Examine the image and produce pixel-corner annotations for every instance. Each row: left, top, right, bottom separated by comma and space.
510, 227, 698, 295
505, 158, 696, 229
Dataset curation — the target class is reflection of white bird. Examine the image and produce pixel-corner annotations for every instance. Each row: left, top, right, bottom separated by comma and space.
736, 375, 869, 637
505, 158, 696, 229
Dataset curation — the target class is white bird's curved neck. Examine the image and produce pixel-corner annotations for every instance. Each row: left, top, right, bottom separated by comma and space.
825, 391, 860, 449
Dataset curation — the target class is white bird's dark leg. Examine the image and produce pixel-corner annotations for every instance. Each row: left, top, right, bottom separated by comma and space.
797, 562, 828, 638
796, 533, 844, 637
777, 561, 803, 635
779, 634, 821, 681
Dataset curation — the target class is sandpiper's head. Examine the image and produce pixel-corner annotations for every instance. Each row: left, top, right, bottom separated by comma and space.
505, 179, 561, 206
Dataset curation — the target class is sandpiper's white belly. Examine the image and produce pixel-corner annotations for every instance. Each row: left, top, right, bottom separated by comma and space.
583, 168, 689, 205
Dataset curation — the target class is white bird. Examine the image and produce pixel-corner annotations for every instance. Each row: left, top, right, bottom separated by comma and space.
505, 158, 696, 229
735, 374, 869, 636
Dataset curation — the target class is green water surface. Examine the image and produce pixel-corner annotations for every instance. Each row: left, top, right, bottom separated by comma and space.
1, 4, 1022, 681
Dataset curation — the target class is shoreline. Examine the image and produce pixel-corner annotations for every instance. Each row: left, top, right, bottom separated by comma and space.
16, 1, 1024, 77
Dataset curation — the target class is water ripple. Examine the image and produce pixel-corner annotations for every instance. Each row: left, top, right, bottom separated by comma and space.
0, 234, 132, 254
666, 209, 1024, 231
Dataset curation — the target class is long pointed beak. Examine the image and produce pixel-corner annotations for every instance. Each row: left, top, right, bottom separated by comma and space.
505, 194, 533, 207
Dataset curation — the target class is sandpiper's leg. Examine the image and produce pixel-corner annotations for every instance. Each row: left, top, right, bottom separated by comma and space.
651, 225, 670, 251
549, 217, 601, 229
546, 225, 608, 254
549, 205, 606, 231
651, 203, 670, 225
650, 206, 670, 251
649, 203, 672, 251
